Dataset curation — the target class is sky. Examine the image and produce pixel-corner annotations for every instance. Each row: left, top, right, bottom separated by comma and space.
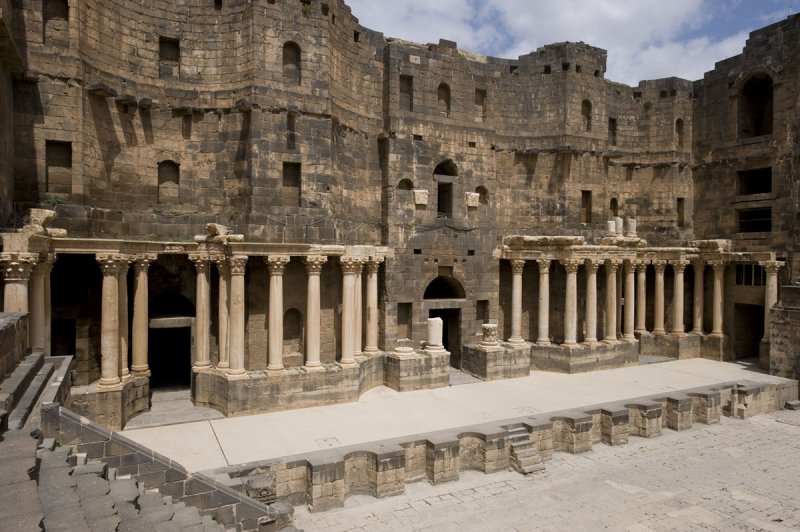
345, 0, 793, 85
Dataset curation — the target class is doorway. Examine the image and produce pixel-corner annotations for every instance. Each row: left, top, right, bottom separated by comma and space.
148, 327, 192, 389
733, 303, 765, 360
429, 308, 461, 368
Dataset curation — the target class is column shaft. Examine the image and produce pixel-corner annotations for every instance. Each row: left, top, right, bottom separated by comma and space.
605, 260, 620, 341
623, 261, 635, 340
340, 258, 359, 366
536, 259, 551, 345
364, 258, 383, 353
97, 256, 121, 390
635, 263, 648, 334
304, 256, 327, 369
191, 256, 211, 370
671, 260, 687, 335
227, 256, 248, 375
584, 261, 598, 344
131, 256, 155, 376
30, 262, 46, 353
509, 260, 525, 344
354, 261, 364, 355
710, 262, 725, 336
562, 260, 580, 346
2, 254, 36, 313
215, 258, 230, 369
692, 261, 704, 334
118, 260, 131, 380
653, 261, 666, 335
267, 256, 290, 372
761, 261, 781, 342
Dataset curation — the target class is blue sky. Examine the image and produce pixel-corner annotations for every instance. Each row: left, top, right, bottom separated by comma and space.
346, 0, 792, 85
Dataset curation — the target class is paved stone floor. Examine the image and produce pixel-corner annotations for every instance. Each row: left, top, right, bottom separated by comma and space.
294, 410, 800, 531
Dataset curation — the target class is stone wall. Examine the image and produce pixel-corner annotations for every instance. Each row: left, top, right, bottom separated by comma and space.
0, 313, 30, 382
69, 377, 149, 431
770, 285, 800, 379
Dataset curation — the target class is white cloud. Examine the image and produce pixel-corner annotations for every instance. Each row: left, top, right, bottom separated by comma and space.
345, 0, 754, 85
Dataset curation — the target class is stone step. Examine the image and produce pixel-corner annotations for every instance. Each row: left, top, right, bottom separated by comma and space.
511, 447, 540, 461
0, 352, 43, 413
518, 462, 546, 475
510, 440, 535, 451
8, 362, 55, 430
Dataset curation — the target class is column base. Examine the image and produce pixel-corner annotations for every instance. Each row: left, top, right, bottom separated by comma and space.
217, 362, 230, 370
652, 330, 666, 336
338, 360, 358, 369
507, 337, 525, 345
671, 331, 686, 338
536, 340, 551, 347
363, 347, 380, 354
303, 364, 327, 373
193, 363, 212, 373
97, 380, 123, 393
690, 329, 704, 336
225, 369, 249, 380
130, 365, 151, 377
266, 367, 287, 376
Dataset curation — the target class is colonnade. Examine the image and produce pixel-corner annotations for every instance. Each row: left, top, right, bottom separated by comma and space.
85, 252, 384, 388
505, 257, 783, 348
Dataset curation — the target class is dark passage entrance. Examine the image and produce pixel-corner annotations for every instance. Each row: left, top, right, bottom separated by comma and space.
148, 327, 192, 388
430, 308, 461, 368
733, 303, 765, 360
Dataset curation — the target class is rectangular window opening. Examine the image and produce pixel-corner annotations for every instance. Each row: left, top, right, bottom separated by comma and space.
677, 197, 685, 228
399, 75, 414, 112
581, 190, 592, 223
159, 37, 180, 79
437, 182, 453, 218
737, 167, 772, 195
397, 302, 412, 339
737, 207, 772, 233
282, 162, 302, 207
476, 300, 489, 322
474, 88, 487, 122
45, 140, 72, 194
608, 118, 618, 146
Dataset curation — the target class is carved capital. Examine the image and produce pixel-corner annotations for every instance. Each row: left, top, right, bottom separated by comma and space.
303, 255, 328, 274
340, 256, 364, 274
188, 253, 211, 274
35, 253, 57, 276
708, 259, 726, 272
96, 254, 126, 277
536, 259, 551, 273
623, 259, 637, 273
605, 258, 623, 272
692, 259, 705, 272
670, 259, 690, 273
561, 258, 582, 274
635, 259, 650, 273
133, 253, 158, 274
584, 259, 600, 274
228, 255, 248, 275
213, 256, 231, 277
510, 259, 526, 275
760, 260, 783, 275
265, 255, 290, 275
1, 253, 38, 281
366, 256, 385, 274
652, 259, 668, 273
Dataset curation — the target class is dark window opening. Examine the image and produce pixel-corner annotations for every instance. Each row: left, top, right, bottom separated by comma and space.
735, 264, 766, 286
608, 118, 617, 146
413, 249, 422, 255
467, 250, 475, 256
282, 162, 301, 207
544, 65, 551, 74
677, 197, 685, 228
159, 37, 180, 79
283, 308, 303, 355
509, 65, 519, 74
214, 0, 222, 9
397, 178, 413, 191
626, 166, 634, 181
44, 0, 69, 20
660, 90, 668, 98
282, 41, 302, 85
157, 160, 180, 204
423, 276, 466, 299
397, 302, 412, 338
739, 74, 774, 138
399, 75, 413, 112
475, 186, 489, 205
675, 118, 685, 148
562, 62, 570, 71
468, 141, 476, 148
610, 197, 619, 217
321, 4, 329, 16
476, 300, 489, 322
438, 83, 451, 117
581, 99, 592, 132
45, 140, 72, 194
353, 31, 360, 43
575, 65, 582, 73
413, 134, 423, 141
581, 190, 592, 223
287, 113, 297, 150
594, 69, 601, 77
737, 167, 772, 195
437, 183, 453, 218
475, 89, 487, 122
738, 207, 772, 233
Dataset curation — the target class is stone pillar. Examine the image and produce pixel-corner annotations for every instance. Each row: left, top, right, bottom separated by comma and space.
353, 260, 365, 356
190, 254, 212, 371
364, 257, 383, 354
710, 261, 726, 337
117, 257, 131, 380
692, 260, 704, 334
584, 260, 599, 344
671, 260, 688, 336
29, 257, 50, 353
266, 255, 290, 373
761, 261, 782, 343
604, 259, 621, 341
340, 257, 360, 367
1, 253, 37, 313
508, 260, 526, 344
536, 259, 551, 346
652, 260, 667, 335
97, 255, 122, 391
131, 254, 156, 377
227, 255, 248, 375
303, 256, 328, 371
213, 256, 230, 370
43, 256, 55, 356
562, 259, 580, 346
635, 261, 648, 334
623, 260, 636, 340
425, 317, 446, 354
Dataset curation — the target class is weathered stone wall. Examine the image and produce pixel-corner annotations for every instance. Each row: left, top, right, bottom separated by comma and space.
0, 313, 30, 381
770, 285, 800, 379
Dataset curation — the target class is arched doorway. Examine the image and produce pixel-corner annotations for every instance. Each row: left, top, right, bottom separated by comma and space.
424, 275, 466, 367
148, 292, 194, 389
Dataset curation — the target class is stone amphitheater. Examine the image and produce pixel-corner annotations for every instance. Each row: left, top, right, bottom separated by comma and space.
0, 0, 799, 530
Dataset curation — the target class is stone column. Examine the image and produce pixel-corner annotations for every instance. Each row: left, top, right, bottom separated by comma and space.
635, 261, 648, 334
508, 260, 526, 344
623, 260, 636, 340
340, 257, 360, 367
43, 256, 55, 356
190, 254, 212, 371
213, 256, 231, 370
117, 257, 132, 380
692, 260, 704, 334
652, 260, 667, 335
604, 259, 621, 341
536, 259, 551, 346
353, 260, 365, 356
364, 257, 383, 354
562, 259, 581, 346
227, 255, 248, 375
97, 255, 122, 391
266, 255, 290, 373
584, 260, 599, 344
671, 260, 688, 336
303, 256, 328, 371
1, 253, 37, 313
709, 260, 726, 337
29, 257, 50, 353
131, 254, 156, 377
761, 261, 782, 343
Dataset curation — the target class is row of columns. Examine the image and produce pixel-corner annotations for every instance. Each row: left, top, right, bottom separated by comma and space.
506, 257, 782, 347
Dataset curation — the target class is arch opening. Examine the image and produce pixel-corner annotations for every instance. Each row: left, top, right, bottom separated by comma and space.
283, 41, 302, 85
423, 276, 466, 300
581, 99, 592, 132
158, 161, 180, 204
739, 74, 773, 138
438, 83, 451, 117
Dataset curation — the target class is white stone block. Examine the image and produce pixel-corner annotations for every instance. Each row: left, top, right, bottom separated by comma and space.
413, 189, 429, 206
465, 192, 480, 207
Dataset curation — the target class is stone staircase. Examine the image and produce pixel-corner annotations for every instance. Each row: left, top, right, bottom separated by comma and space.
507, 426, 545, 475
0, 352, 55, 433
36, 439, 227, 531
